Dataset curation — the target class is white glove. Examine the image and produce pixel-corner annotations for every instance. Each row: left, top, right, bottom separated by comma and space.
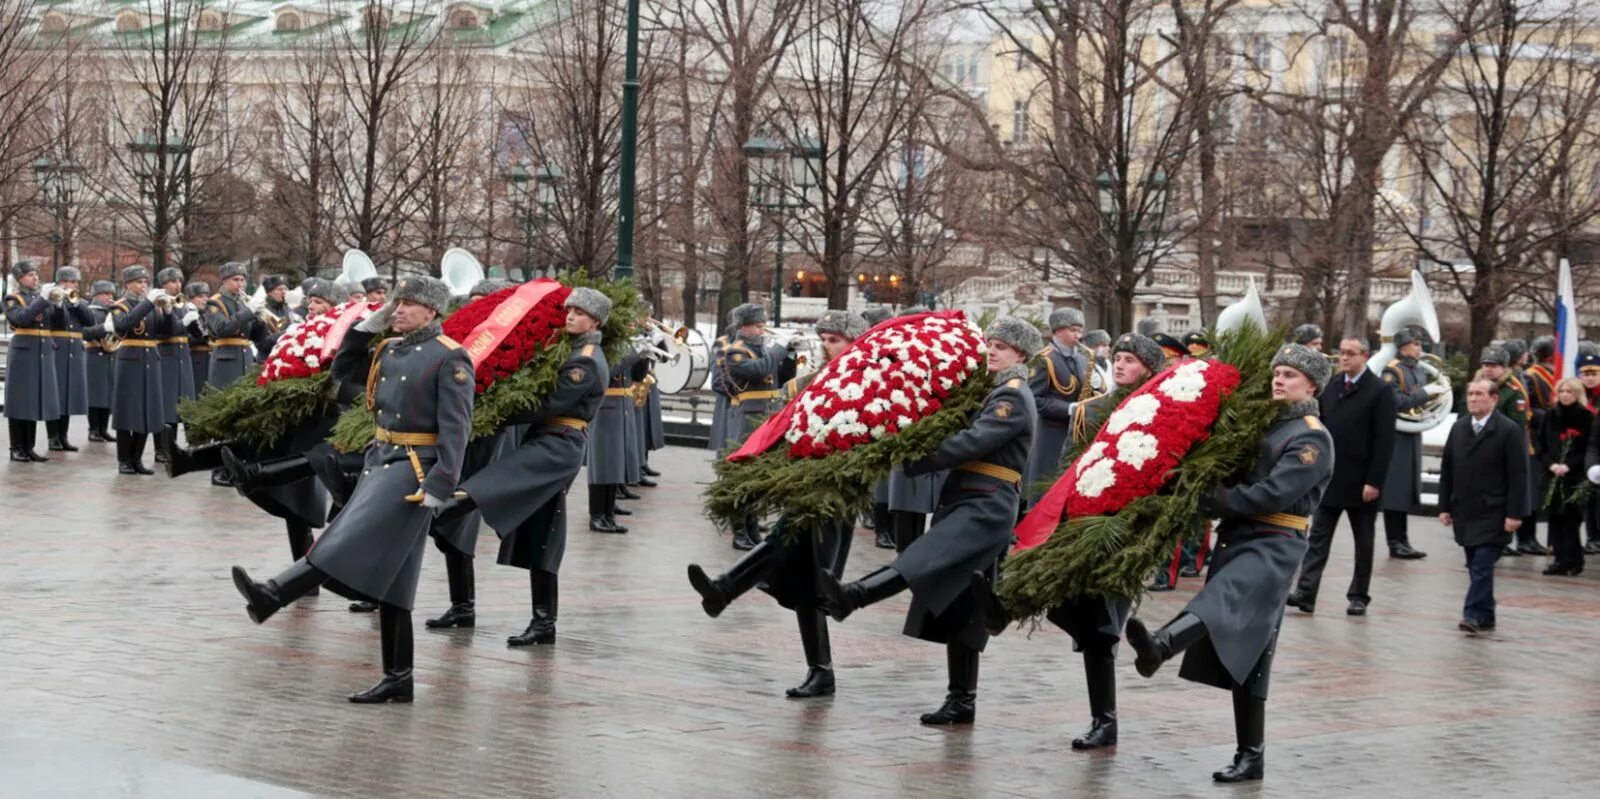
1424, 383, 1449, 397
146, 289, 168, 306
420, 493, 445, 509
355, 301, 397, 333
103, 317, 116, 333
1587, 464, 1600, 485
43, 283, 65, 304
183, 310, 200, 327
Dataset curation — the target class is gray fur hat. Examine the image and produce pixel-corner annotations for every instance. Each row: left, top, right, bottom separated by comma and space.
1135, 317, 1163, 337
564, 286, 611, 324
11, 260, 38, 279
731, 302, 767, 328
218, 262, 247, 280
1048, 307, 1086, 331
1273, 343, 1332, 387
184, 280, 211, 299
1393, 326, 1425, 348
261, 274, 288, 292
121, 265, 150, 284
1479, 345, 1509, 365
307, 280, 349, 305
155, 267, 184, 286
1113, 332, 1165, 375
391, 274, 451, 313
362, 277, 389, 294
815, 309, 868, 340
299, 277, 324, 296
984, 315, 1043, 356
899, 305, 931, 317
1532, 335, 1556, 361
56, 265, 81, 283
1292, 323, 1323, 346
469, 278, 506, 299
90, 280, 116, 297
861, 307, 893, 327
1082, 329, 1111, 348
1500, 337, 1528, 363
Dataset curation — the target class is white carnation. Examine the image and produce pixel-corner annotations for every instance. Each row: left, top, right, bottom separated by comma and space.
1158, 360, 1210, 403
1106, 394, 1161, 434
1075, 458, 1118, 497
1116, 430, 1160, 469
1080, 441, 1109, 468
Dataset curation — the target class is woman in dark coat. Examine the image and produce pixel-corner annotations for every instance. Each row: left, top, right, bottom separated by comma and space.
1537, 378, 1592, 575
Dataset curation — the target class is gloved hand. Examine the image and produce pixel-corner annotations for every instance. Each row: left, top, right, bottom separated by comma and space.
147, 289, 168, 306
103, 317, 116, 334
355, 300, 397, 333
420, 493, 445, 509
43, 283, 65, 304
1588, 464, 1600, 485
183, 309, 200, 326
1424, 383, 1449, 397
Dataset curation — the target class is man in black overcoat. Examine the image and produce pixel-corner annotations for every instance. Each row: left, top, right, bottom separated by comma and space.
1438, 376, 1529, 635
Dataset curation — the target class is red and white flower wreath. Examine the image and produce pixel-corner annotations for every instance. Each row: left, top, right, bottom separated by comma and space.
257, 301, 381, 385
781, 312, 987, 458
1063, 357, 1239, 517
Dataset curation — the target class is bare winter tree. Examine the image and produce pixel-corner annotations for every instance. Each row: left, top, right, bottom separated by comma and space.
259, 43, 345, 274
401, 44, 493, 271
0, 0, 69, 271
1389, 0, 1600, 363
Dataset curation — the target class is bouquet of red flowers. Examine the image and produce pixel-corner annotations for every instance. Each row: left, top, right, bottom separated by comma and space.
257, 301, 382, 385
1544, 427, 1592, 512
711, 311, 993, 531
441, 283, 572, 394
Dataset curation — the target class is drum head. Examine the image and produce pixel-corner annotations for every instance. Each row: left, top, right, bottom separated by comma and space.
656, 327, 710, 393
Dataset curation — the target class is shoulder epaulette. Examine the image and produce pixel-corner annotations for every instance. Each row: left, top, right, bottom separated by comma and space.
5, 292, 22, 305
437, 335, 461, 351
1005, 377, 1024, 389
580, 344, 596, 358
1303, 415, 1324, 431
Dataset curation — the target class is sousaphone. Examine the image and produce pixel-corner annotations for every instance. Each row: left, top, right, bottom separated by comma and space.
441, 248, 486, 297
1367, 270, 1451, 433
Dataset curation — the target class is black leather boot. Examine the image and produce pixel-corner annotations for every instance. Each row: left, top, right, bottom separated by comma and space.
617, 484, 642, 500
687, 538, 782, 618
351, 605, 415, 703
970, 572, 1012, 637
231, 561, 324, 624
285, 523, 319, 596
87, 410, 109, 442
819, 567, 909, 622
1213, 689, 1265, 782
602, 486, 628, 533
589, 486, 626, 533
870, 502, 894, 548
349, 600, 380, 613
47, 418, 77, 451
1126, 613, 1208, 678
920, 643, 978, 725
222, 447, 312, 491
12, 420, 46, 461
1071, 651, 1118, 749
642, 463, 661, 477
508, 571, 558, 646
124, 433, 153, 474
427, 550, 476, 629
787, 609, 836, 698
731, 517, 760, 551
152, 426, 172, 463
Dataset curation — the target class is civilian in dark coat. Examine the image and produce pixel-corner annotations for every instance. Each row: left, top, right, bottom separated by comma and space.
1536, 379, 1592, 575
1438, 379, 1529, 635
1290, 337, 1396, 615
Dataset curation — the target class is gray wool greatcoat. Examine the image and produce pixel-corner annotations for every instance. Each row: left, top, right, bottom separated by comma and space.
706, 333, 731, 452
587, 348, 632, 485
84, 303, 116, 410
891, 367, 1035, 652
1181, 407, 1333, 700
156, 303, 197, 424
109, 297, 170, 434
1378, 357, 1430, 512
204, 292, 258, 388
51, 299, 95, 417
465, 331, 607, 575
1024, 342, 1091, 504
4, 290, 64, 422
306, 323, 474, 610
720, 333, 794, 451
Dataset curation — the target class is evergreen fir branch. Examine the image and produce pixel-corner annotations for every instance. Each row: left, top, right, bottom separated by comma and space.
179, 370, 336, 448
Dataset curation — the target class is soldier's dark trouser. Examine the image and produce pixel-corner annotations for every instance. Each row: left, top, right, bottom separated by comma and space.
1517, 515, 1539, 548
1383, 510, 1412, 550
892, 511, 926, 553
947, 641, 979, 698
871, 502, 892, 532
286, 522, 315, 561
9, 419, 38, 452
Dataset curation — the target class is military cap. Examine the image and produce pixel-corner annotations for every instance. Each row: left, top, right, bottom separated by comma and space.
11, 260, 38, 280
261, 275, 288, 292
984, 315, 1043, 357
1182, 329, 1211, 356
1579, 351, 1600, 375
730, 302, 767, 328
90, 280, 116, 297
1082, 329, 1111, 348
1500, 337, 1528, 364
564, 286, 612, 325
1393, 327, 1425, 348
56, 265, 81, 283
184, 281, 211, 299
1533, 335, 1556, 362
391, 274, 451, 313
1273, 343, 1332, 388
361, 277, 389, 294
121, 265, 150, 284
1292, 323, 1323, 346
1048, 307, 1086, 331
1152, 332, 1186, 361
469, 279, 506, 299
218, 262, 248, 280
1135, 318, 1163, 337
307, 280, 349, 304
899, 305, 931, 317
155, 267, 184, 286
815, 309, 868, 341
1479, 346, 1509, 366
1113, 332, 1165, 375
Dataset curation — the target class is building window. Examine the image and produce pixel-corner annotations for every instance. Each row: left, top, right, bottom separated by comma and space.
967, 53, 980, 83
277, 11, 303, 31
41, 12, 67, 33
1012, 100, 1029, 145
1015, 39, 1031, 71
197, 10, 223, 32
115, 11, 143, 32
448, 9, 479, 29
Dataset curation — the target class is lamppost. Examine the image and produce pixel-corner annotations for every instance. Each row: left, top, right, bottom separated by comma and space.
32, 156, 85, 279
127, 131, 195, 272
743, 134, 822, 326
505, 163, 564, 281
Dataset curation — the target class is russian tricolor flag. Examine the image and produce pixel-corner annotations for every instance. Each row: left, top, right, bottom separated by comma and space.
1556, 258, 1579, 380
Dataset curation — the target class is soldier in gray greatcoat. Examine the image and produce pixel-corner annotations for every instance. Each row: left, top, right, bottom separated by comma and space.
706, 309, 737, 453
1378, 327, 1434, 559
820, 316, 1038, 727
434, 287, 612, 646
83, 280, 118, 442
107, 266, 171, 474
182, 281, 212, 388
153, 267, 196, 463
45, 265, 94, 452
688, 310, 868, 699
204, 262, 260, 389
230, 275, 473, 704
1024, 307, 1092, 508
4, 261, 63, 462
1125, 344, 1335, 784
721, 302, 798, 549
361, 276, 389, 304
588, 342, 638, 533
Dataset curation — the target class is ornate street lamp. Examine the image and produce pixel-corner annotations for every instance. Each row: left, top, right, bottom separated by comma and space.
744, 134, 822, 326
32, 155, 85, 278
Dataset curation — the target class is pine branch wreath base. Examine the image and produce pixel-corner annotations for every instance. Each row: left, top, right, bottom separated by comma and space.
179, 370, 336, 449
995, 324, 1286, 622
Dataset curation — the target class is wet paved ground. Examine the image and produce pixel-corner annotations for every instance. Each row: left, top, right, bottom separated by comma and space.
3, 432, 1600, 797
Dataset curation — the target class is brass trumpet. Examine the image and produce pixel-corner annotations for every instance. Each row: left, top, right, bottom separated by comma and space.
256, 306, 289, 333
152, 292, 175, 311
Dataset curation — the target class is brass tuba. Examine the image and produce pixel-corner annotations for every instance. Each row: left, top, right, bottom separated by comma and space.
1367, 270, 1451, 433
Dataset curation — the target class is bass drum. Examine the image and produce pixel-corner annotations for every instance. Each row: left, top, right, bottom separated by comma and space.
655, 326, 712, 394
